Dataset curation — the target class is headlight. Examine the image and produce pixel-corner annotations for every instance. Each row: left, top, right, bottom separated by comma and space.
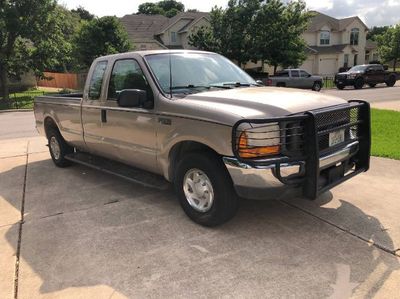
237, 123, 281, 158
347, 74, 357, 79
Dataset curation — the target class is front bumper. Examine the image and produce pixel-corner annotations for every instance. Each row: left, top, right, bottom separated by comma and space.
227, 101, 371, 200
224, 141, 359, 199
334, 77, 355, 86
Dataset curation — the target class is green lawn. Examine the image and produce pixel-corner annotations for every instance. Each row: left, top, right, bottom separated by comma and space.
0, 89, 45, 110
371, 108, 400, 160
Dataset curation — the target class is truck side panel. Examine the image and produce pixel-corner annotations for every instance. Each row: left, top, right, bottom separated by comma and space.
34, 96, 86, 149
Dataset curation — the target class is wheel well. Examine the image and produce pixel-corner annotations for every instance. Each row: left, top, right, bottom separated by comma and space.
44, 117, 59, 139
168, 141, 220, 182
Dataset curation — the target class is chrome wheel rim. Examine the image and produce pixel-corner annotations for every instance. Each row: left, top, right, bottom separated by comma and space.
50, 136, 61, 160
183, 168, 214, 213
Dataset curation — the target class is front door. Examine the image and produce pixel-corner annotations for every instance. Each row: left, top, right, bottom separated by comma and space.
98, 58, 158, 173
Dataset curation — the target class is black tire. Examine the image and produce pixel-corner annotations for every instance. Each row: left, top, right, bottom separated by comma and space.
174, 152, 238, 227
386, 76, 396, 87
336, 84, 345, 90
368, 83, 376, 88
354, 78, 364, 89
47, 128, 73, 167
312, 81, 322, 92
276, 82, 286, 88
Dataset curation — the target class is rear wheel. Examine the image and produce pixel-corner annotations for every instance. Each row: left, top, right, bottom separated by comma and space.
354, 78, 364, 89
276, 82, 286, 88
174, 152, 238, 226
386, 76, 396, 87
312, 81, 322, 92
47, 128, 73, 167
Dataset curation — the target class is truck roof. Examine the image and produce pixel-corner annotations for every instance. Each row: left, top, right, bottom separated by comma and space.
94, 49, 213, 60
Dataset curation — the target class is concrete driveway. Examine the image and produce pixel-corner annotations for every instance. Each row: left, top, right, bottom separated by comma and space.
1, 112, 400, 299
322, 81, 400, 111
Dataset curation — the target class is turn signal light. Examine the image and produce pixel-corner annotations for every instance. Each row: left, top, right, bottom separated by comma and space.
238, 132, 280, 158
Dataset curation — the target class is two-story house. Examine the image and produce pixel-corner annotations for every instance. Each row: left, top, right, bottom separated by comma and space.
120, 12, 209, 51
300, 12, 378, 76
120, 11, 378, 76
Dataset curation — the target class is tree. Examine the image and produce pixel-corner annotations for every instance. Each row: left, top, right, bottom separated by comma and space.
254, 0, 312, 73
367, 26, 389, 41
71, 6, 95, 21
189, 0, 312, 71
137, 0, 184, 18
73, 16, 133, 69
0, 0, 68, 101
138, 3, 165, 15
189, 0, 261, 67
376, 24, 400, 71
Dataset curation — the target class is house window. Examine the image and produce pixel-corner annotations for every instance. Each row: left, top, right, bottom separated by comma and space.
350, 28, 359, 45
354, 54, 358, 66
344, 54, 349, 67
171, 32, 177, 43
140, 44, 147, 50
320, 31, 330, 45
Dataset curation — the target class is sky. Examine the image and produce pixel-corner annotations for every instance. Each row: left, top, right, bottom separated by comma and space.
61, 0, 400, 27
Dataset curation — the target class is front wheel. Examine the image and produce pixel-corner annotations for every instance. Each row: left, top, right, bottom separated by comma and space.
47, 128, 73, 167
174, 152, 238, 226
312, 81, 322, 92
386, 76, 396, 87
354, 78, 364, 89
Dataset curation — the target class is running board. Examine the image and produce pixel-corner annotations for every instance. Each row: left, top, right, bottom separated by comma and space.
65, 152, 170, 191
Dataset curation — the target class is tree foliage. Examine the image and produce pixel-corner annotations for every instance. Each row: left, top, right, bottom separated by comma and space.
138, 0, 184, 18
189, 0, 312, 72
367, 26, 389, 41
71, 6, 95, 21
0, 0, 69, 100
73, 16, 133, 69
376, 24, 400, 70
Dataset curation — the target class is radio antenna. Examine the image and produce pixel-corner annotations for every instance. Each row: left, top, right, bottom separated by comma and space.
169, 51, 173, 98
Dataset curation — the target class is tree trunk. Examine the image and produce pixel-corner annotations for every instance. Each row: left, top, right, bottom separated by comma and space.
0, 64, 10, 102
393, 59, 397, 71
273, 64, 278, 75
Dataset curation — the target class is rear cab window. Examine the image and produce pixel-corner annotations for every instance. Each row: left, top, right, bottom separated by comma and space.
88, 61, 108, 100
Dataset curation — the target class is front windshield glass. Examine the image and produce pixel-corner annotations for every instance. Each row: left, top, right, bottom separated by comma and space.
349, 65, 367, 72
145, 52, 256, 94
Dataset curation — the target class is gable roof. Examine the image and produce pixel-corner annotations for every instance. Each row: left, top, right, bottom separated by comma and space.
156, 11, 209, 35
120, 14, 169, 42
306, 11, 368, 33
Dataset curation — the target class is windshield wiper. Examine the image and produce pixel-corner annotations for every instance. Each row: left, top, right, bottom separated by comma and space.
219, 82, 260, 87
170, 85, 210, 90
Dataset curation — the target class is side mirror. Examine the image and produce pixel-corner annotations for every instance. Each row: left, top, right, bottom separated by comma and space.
256, 80, 264, 86
117, 89, 148, 108
308, 74, 312, 77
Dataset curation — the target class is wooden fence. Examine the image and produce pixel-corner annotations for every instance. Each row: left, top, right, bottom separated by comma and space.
37, 72, 87, 90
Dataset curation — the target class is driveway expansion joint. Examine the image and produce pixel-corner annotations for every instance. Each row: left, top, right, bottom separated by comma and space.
13, 142, 29, 299
279, 199, 399, 257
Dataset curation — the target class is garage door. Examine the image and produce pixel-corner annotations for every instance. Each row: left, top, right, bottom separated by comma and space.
300, 58, 314, 75
319, 58, 337, 76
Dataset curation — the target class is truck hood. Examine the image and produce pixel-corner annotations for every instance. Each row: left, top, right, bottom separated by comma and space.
169, 87, 347, 125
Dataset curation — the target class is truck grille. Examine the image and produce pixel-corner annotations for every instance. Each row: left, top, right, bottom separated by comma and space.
314, 105, 362, 153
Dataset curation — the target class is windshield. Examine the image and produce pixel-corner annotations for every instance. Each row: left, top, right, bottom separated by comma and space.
145, 52, 256, 94
349, 65, 367, 72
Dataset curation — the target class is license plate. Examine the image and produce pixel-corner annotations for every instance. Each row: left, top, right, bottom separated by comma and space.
329, 130, 345, 147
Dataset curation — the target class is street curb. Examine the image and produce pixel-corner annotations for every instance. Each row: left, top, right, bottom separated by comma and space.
0, 109, 33, 113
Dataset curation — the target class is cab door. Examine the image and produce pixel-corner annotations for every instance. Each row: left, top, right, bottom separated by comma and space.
95, 58, 158, 173
81, 60, 110, 155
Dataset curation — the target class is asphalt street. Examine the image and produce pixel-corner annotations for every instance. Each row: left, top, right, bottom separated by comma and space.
0, 98, 400, 298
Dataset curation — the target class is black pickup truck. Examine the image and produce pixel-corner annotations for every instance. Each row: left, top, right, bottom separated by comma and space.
334, 64, 398, 90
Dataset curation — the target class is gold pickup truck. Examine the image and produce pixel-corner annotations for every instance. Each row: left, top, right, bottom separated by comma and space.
34, 50, 371, 226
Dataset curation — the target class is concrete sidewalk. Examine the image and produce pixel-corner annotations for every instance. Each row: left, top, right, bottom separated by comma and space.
1, 136, 399, 299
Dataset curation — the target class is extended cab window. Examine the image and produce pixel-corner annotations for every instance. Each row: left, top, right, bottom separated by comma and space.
291, 70, 300, 77
108, 59, 153, 100
88, 61, 107, 100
